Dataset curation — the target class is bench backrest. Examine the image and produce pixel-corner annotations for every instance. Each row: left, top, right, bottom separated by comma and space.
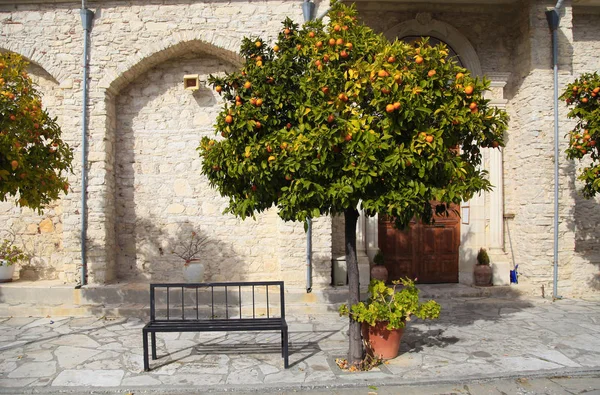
149, 281, 285, 322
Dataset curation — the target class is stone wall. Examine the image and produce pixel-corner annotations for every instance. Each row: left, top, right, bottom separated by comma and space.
1, 0, 599, 296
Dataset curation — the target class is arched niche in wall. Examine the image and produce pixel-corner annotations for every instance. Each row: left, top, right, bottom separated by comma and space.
383, 13, 483, 77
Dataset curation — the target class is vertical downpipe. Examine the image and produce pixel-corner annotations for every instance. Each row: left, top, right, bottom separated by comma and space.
303, 0, 315, 293
545, 6, 562, 300
79, 3, 94, 287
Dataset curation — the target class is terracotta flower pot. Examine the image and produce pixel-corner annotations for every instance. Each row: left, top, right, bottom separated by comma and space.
474, 264, 492, 286
361, 321, 404, 360
370, 265, 388, 283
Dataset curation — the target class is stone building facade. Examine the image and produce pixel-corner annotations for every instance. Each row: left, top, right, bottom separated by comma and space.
1, 0, 599, 297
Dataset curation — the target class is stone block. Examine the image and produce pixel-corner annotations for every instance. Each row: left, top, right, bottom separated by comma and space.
492, 261, 510, 286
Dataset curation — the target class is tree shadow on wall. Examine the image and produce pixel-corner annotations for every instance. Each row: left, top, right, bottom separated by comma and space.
112, 218, 249, 284
565, 160, 600, 291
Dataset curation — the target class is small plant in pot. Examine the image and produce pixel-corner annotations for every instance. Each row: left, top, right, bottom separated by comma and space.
0, 237, 28, 283
339, 278, 441, 362
172, 230, 209, 283
474, 247, 493, 286
370, 250, 388, 283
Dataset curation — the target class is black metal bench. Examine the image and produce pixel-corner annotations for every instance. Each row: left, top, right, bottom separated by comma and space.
142, 281, 288, 371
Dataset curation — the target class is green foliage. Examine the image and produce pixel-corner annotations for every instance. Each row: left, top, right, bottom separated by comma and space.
373, 249, 384, 266
476, 247, 489, 266
560, 72, 600, 198
0, 238, 27, 266
339, 278, 440, 330
198, 2, 508, 228
0, 53, 73, 212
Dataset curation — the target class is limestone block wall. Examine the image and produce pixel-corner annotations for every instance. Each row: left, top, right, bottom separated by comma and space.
0, 0, 335, 288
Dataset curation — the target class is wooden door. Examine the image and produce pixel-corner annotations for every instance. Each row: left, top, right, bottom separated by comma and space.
378, 209, 460, 284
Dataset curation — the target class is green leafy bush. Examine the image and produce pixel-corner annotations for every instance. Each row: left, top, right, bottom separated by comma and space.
339, 278, 440, 330
0, 238, 27, 266
476, 247, 490, 266
560, 72, 600, 198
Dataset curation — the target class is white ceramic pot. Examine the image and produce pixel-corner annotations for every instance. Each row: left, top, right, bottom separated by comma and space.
0, 259, 15, 283
183, 260, 205, 283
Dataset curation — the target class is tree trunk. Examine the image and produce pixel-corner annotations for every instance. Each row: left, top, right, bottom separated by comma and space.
344, 208, 363, 366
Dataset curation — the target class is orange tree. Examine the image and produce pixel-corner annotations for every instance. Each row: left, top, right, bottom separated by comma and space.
199, 2, 507, 365
561, 72, 600, 198
0, 52, 72, 211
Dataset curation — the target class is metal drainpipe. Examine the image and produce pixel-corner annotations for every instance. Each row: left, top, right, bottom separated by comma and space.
78, 2, 94, 288
545, 3, 562, 301
303, 0, 315, 293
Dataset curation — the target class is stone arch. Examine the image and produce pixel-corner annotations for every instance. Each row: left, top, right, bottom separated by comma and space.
99, 32, 243, 96
0, 44, 61, 84
384, 13, 483, 77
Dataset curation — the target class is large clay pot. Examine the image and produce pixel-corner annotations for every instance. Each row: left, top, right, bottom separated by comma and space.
361, 321, 405, 360
0, 259, 15, 283
370, 265, 389, 283
474, 264, 493, 286
183, 260, 205, 283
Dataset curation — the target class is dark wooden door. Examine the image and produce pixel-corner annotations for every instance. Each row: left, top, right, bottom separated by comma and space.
378, 209, 460, 284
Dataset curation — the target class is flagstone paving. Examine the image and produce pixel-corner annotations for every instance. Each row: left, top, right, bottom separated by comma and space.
0, 296, 599, 393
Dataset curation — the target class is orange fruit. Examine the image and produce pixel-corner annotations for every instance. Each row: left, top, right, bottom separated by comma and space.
225, 115, 233, 124
385, 104, 395, 113
415, 55, 424, 64
464, 86, 474, 95
244, 81, 252, 89
428, 70, 436, 77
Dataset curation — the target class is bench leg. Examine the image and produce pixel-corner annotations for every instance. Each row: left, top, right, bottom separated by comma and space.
282, 326, 289, 369
151, 332, 157, 360
143, 329, 150, 372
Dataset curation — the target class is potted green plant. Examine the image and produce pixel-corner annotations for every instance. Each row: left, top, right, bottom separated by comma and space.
370, 250, 388, 283
0, 238, 27, 283
474, 247, 492, 286
172, 230, 209, 283
339, 278, 441, 360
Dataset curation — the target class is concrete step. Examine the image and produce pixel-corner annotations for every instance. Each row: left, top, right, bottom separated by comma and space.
0, 280, 535, 318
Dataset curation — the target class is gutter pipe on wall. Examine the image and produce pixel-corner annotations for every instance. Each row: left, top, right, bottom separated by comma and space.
78, 2, 94, 288
545, 2, 562, 301
303, 0, 315, 293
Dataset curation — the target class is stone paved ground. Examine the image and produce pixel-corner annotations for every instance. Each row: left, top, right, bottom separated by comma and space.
1, 297, 599, 393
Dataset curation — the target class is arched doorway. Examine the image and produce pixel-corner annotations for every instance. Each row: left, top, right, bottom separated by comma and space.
375, 16, 480, 284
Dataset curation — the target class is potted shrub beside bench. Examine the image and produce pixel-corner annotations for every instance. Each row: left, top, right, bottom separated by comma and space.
339, 278, 441, 360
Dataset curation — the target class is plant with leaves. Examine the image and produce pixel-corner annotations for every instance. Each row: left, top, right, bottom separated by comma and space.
476, 247, 489, 265
199, 1, 507, 365
0, 52, 73, 212
339, 278, 440, 330
560, 72, 600, 198
0, 235, 27, 266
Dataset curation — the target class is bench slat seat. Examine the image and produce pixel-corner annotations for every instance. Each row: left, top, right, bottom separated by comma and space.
145, 318, 286, 332
142, 281, 288, 371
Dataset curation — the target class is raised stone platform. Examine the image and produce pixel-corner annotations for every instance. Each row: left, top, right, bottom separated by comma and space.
0, 280, 536, 319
